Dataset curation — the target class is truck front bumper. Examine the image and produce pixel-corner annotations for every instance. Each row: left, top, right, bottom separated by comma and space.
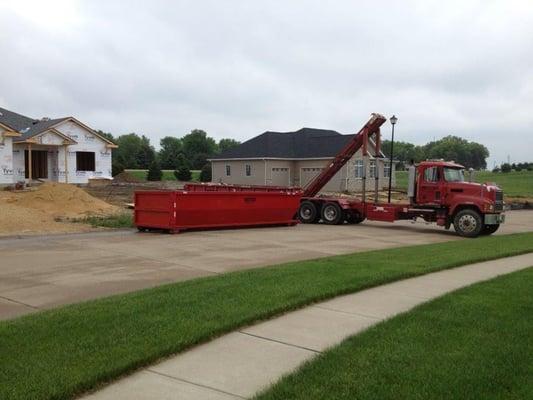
484, 213, 505, 225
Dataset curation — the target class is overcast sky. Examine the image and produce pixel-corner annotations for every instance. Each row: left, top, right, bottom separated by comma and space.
1, 0, 532, 167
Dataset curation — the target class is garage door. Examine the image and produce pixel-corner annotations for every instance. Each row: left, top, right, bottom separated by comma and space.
271, 167, 290, 186
300, 167, 323, 187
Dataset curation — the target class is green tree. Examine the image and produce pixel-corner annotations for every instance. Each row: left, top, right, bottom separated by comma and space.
159, 137, 183, 170
146, 159, 162, 181
501, 163, 512, 173
113, 133, 156, 169
199, 163, 212, 182
218, 138, 241, 154
423, 135, 489, 169
95, 130, 115, 144
182, 129, 218, 169
173, 153, 191, 181
174, 166, 192, 181
381, 140, 425, 168
136, 135, 156, 169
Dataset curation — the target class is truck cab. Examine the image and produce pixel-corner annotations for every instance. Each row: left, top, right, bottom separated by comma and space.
411, 161, 505, 236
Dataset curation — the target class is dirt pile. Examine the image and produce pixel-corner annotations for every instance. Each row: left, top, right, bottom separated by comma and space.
113, 171, 142, 183
0, 183, 120, 235
4, 183, 119, 218
0, 202, 90, 236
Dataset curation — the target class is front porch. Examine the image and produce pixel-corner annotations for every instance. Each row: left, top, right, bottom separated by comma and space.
12, 143, 71, 183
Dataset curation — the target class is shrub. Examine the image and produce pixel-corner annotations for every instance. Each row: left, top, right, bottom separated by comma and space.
111, 161, 125, 177
146, 159, 162, 181
200, 163, 212, 182
500, 163, 512, 173
174, 166, 192, 181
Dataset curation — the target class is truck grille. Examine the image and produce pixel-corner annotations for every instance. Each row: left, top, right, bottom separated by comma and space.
495, 190, 504, 211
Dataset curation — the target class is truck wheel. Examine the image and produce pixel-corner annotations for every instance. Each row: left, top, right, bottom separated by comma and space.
321, 203, 343, 225
298, 201, 319, 224
481, 224, 500, 235
453, 209, 483, 238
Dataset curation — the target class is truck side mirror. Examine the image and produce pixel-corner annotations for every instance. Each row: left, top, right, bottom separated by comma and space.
468, 168, 474, 182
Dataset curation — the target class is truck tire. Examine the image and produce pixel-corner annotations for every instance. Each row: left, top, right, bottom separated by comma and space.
298, 201, 319, 224
321, 202, 343, 225
481, 224, 500, 235
453, 209, 483, 238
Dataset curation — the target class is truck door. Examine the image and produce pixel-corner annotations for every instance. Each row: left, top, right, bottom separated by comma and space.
417, 166, 442, 205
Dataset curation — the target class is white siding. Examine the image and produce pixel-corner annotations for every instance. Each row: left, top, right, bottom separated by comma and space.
55, 121, 112, 183
0, 129, 14, 184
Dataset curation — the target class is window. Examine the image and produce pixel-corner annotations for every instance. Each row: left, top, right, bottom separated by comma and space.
384, 161, 391, 178
76, 152, 95, 172
354, 160, 364, 178
424, 167, 440, 182
245, 164, 252, 176
369, 161, 376, 178
272, 167, 289, 172
225, 165, 231, 176
443, 167, 465, 182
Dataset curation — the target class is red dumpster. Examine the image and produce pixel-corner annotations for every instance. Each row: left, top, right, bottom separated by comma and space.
134, 184, 302, 233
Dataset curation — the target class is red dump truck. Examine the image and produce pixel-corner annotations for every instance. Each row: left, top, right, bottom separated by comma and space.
297, 113, 505, 237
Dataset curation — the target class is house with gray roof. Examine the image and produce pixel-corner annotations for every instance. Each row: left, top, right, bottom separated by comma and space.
0, 107, 117, 185
209, 127, 395, 192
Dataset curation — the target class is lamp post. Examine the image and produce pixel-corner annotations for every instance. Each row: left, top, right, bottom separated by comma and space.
387, 115, 398, 203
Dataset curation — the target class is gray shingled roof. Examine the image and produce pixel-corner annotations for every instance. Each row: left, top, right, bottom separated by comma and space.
210, 128, 357, 159
0, 107, 68, 141
0, 107, 35, 131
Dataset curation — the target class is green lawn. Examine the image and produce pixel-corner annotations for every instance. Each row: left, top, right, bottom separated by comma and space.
256, 266, 533, 400
2, 233, 533, 400
125, 169, 201, 182
395, 169, 533, 197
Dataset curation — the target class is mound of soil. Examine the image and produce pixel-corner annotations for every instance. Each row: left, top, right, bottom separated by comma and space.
0, 202, 90, 236
6, 183, 119, 218
0, 183, 120, 236
113, 171, 142, 183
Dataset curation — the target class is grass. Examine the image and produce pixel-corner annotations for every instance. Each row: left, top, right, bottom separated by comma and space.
2, 233, 533, 400
256, 266, 533, 400
395, 169, 533, 197
126, 169, 201, 182
73, 213, 134, 228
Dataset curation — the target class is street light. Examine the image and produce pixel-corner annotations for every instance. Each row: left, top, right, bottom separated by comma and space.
387, 115, 398, 203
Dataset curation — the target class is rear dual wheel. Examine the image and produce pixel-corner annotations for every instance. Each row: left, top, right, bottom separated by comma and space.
321, 203, 344, 225
298, 201, 344, 225
298, 201, 320, 224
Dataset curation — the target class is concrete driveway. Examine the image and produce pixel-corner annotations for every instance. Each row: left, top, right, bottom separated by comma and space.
1, 210, 532, 320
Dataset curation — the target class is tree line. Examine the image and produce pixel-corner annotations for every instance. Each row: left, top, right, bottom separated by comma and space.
381, 135, 489, 170
97, 129, 240, 181
496, 162, 533, 173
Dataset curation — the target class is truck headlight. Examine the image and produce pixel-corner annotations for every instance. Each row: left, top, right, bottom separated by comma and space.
484, 203, 494, 212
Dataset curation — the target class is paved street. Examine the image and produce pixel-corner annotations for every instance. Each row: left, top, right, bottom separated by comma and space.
1, 210, 532, 320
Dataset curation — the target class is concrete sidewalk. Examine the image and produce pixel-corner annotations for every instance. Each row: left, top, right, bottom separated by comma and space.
82, 253, 533, 400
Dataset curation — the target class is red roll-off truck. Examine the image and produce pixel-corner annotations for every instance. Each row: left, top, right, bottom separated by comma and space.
297, 114, 505, 237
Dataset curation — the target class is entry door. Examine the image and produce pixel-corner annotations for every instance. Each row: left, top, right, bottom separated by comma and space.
417, 166, 442, 204
25, 150, 48, 179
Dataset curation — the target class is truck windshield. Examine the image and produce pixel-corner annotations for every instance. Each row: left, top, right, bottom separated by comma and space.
444, 167, 465, 182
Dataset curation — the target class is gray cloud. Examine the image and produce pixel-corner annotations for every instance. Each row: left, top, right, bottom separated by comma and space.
1, 0, 532, 166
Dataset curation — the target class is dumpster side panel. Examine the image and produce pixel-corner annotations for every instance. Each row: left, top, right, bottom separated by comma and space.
134, 191, 175, 229
174, 192, 301, 230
